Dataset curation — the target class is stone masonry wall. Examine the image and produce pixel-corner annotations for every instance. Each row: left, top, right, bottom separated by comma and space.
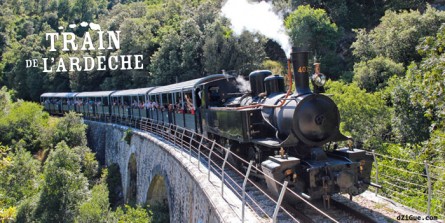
85, 120, 258, 223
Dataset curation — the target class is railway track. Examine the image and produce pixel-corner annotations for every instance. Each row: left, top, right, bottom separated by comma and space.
92, 117, 381, 222
299, 197, 380, 223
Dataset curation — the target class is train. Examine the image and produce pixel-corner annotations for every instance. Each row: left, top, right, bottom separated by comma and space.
41, 47, 374, 205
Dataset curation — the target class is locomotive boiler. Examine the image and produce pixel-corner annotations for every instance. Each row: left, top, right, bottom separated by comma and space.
201, 47, 374, 205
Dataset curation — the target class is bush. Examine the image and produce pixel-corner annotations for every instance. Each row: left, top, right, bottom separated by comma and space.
123, 128, 133, 145
325, 80, 391, 149
353, 56, 405, 92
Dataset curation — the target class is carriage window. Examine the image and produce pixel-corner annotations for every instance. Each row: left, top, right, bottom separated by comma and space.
208, 86, 220, 106
102, 97, 109, 106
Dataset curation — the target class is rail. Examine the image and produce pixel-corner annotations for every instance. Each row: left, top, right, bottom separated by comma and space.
76, 113, 445, 221
370, 150, 445, 220
81, 113, 340, 222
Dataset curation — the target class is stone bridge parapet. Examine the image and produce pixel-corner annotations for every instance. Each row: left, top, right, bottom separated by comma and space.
85, 120, 259, 223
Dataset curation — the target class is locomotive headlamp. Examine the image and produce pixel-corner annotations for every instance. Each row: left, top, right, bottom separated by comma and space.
311, 63, 326, 87
311, 73, 326, 87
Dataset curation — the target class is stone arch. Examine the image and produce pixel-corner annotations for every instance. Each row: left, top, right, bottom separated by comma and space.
126, 153, 137, 205
147, 175, 168, 206
146, 167, 171, 223
106, 163, 124, 209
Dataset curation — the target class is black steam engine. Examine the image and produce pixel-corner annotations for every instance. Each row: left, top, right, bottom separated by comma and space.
41, 47, 375, 205
200, 48, 374, 204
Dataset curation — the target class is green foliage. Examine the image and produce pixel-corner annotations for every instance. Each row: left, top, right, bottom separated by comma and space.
372, 143, 445, 218
149, 30, 183, 85
285, 5, 340, 54
72, 0, 98, 22
353, 56, 405, 92
387, 76, 431, 144
201, 20, 266, 76
0, 206, 17, 222
114, 205, 153, 223
150, 202, 170, 223
35, 141, 89, 223
73, 146, 99, 184
262, 60, 285, 75
285, 5, 342, 77
290, 0, 385, 30
325, 80, 390, 148
0, 147, 40, 207
77, 183, 112, 223
52, 111, 88, 148
425, 129, 445, 162
0, 144, 12, 174
385, 0, 427, 11
123, 128, 133, 145
0, 86, 12, 115
409, 24, 445, 125
351, 6, 445, 65
15, 194, 39, 223
107, 164, 124, 209
0, 100, 49, 152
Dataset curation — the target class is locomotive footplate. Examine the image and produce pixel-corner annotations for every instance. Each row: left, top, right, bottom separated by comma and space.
330, 147, 371, 162
303, 154, 371, 201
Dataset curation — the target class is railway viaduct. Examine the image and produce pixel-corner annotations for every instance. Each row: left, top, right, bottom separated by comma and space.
85, 120, 260, 223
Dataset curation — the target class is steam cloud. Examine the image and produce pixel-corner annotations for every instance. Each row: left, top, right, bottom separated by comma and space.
236, 75, 251, 93
221, 0, 291, 58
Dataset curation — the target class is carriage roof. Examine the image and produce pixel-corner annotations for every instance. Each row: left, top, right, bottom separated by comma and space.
148, 74, 232, 95
110, 87, 156, 97
40, 92, 78, 98
75, 91, 115, 97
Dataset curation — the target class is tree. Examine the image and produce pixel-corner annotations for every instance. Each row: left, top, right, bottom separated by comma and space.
0, 100, 49, 152
149, 30, 182, 85
73, 146, 99, 184
290, 0, 385, 30
15, 194, 39, 223
385, 0, 427, 11
106, 164, 124, 209
285, 5, 340, 55
179, 19, 204, 81
35, 141, 89, 223
325, 80, 390, 149
52, 111, 88, 148
114, 205, 153, 223
262, 60, 285, 75
351, 6, 445, 65
408, 24, 445, 126
353, 56, 405, 92
285, 5, 342, 77
202, 19, 266, 76
3, 33, 49, 101
57, 0, 73, 21
0, 147, 40, 206
72, 0, 97, 22
388, 76, 430, 144
77, 183, 112, 223
0, 87, 11, 115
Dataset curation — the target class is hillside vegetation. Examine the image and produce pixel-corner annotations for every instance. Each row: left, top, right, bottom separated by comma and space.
1, 0, 445, 220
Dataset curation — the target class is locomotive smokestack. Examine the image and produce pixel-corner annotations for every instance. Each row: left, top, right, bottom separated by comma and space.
291, 47, 311, 95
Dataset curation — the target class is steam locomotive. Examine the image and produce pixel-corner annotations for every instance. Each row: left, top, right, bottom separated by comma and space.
41, 47, 374, 204
198, 48, 374, 204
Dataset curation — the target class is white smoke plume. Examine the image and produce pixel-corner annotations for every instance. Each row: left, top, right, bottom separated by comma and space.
236, 75, 251, 93
221, 0, 292, 58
